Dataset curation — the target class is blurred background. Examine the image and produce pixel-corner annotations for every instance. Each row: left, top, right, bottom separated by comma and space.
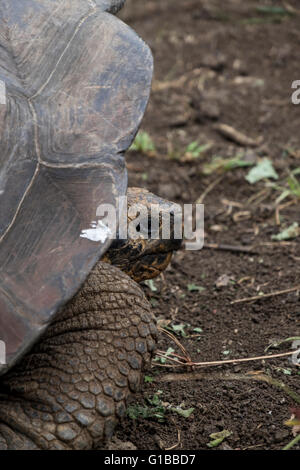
113, 0, 300, 451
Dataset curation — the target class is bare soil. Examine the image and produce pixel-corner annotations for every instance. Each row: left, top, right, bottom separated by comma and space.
115, 0, 300, 450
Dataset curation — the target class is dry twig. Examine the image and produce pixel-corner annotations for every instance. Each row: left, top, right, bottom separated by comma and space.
196, 175, 223, 204
165, 429, 181, 451
158, 327, 192, 363
214, 123, 262, 147
155, 371, 300, 405
204, 243, 256, 254
155, 327, 300, 370
231, 285, 300, 305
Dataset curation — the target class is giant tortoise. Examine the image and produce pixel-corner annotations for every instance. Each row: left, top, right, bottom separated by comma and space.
0, 0, 181, 449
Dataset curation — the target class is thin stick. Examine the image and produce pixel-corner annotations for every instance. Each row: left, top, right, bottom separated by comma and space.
277, 199, 298, 210
196, 176, 223, 204
157, 326, 300, 369
158, 327, 192, 363
221, 199, 244, 209
165, 430, 181, 451
214, 123, 261, 147
156, 350, 188, 361
231, 285, 300, 305
155, 352, 185, 365
257, 241, 297, 247
275, 199, 297, 226
155, 371, 300, 405
275, 205, 281, 226
191, 349, 300, 367
247, 188, 270, 205
154, 349, 300, 368
204, 243, 256, 254
282, 1, 299, 14
153, 362, 182, 368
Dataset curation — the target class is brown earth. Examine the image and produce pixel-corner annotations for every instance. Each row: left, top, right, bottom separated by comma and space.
114, 0, 300, 450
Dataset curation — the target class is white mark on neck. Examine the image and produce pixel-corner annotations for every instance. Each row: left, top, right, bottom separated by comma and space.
80, 220, 111, 243
0, 80, 6, 105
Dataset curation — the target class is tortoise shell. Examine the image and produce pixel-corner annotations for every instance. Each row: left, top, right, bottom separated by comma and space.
0, 0, 153, 374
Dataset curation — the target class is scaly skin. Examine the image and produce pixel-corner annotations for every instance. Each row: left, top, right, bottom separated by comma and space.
0, 262, 157, 449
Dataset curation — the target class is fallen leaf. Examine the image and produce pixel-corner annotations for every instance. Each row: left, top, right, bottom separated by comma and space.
207, 429, 232, 448
272, 222, 300, 241
246, 158, 278, 184
215, 274, 235, 288
187, 283, 205, 292
172, 406, 195, 418
145, 279, 158, 292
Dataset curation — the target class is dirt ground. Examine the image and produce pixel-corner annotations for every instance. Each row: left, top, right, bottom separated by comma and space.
114, 0, 300, 450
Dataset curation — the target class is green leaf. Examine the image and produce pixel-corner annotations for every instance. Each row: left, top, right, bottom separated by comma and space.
171, 324, 188, 337
187, 283, 205, 293
287, 174, 300, 197
147, 393, 161, 406
292, 167, 300, 176
193, 327, 203, 333
271, 222, 300, 241
130, 131, 156, 154
276, 367, 292, 376
185, 141, 211, 158
144, 375, 154, 383
222, 350, 231, 356
154, 347, 175, 363
246, 158, 278, 184
186, 141, 200, 152
145, 279, 158, 292
127, 402, 166, 422
165, 347, 175, 357
173, 406, 195, 418
203, 155, 253, 175
128, 393, 195, 424
256, 6, 293, 16
150, 298, 158, 307
207, 430, 232, 448
127, 404, 141, 420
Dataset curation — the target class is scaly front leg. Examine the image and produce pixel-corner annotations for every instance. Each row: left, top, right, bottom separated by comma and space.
0, 262, 157, 450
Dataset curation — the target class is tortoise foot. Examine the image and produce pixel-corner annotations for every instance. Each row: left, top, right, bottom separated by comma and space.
0, 263, 157, 450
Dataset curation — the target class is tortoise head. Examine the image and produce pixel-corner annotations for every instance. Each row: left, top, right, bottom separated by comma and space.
102, 187, 182, 282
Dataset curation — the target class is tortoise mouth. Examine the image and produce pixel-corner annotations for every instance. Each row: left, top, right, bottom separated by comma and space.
126, 251, 174, 283
102, 237, 182, 283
